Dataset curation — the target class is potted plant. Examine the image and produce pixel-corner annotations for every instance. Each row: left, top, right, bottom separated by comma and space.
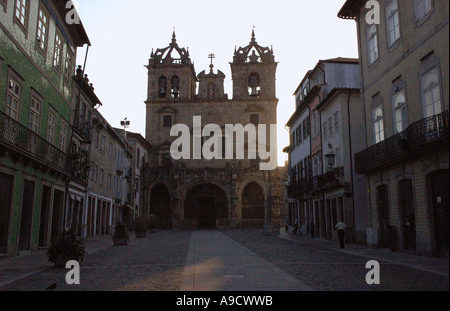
48, 229, 86, 268
135, 219, 148, 238
113, 222, 129, 246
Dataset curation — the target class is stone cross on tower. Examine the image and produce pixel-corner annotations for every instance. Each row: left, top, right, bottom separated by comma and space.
208, 53, 215, 72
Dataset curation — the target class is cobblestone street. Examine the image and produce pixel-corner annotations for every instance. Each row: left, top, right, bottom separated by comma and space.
0, 230, 448, 291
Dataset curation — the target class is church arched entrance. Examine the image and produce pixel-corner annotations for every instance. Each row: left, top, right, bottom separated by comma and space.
241, 182, 265, 227
184, 183, 228, 229
150, 184, 172, 229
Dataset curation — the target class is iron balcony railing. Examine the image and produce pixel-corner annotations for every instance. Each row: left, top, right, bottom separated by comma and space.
0, 111, 71, 174
407, 110, 449, 152
311, 168, 343, 191
73, 115, 92, 141
356, 110, 449, 174
288, 168, 343, 197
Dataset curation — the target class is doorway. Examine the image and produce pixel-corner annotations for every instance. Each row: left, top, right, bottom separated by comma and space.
0, 172, 14, 254
39, 186, 52, 247
150, 184, 172, 229
184, 183, 228, 229
19, 180, 35, 250
376, 185, 390, 248
428, 170, 449, 253
399, 180, 417, 251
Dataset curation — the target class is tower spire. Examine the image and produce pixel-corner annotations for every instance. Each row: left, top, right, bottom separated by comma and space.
172, 28, 177, 44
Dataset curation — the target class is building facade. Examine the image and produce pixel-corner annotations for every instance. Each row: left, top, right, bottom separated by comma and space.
143, 31, 286, 229
339, 0, 449, 256
123, 131, 151, 224
86, 110, 132, 237
0, 0, 89, 256
287, 58, 368, 243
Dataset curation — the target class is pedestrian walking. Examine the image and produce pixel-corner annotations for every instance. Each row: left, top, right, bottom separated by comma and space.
335, 220, 347, 249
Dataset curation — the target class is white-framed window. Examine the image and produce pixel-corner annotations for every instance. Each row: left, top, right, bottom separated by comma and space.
386, 0, 401, 47
328, 117, 333, 137
36, 6, 49, 53
367, 24, 379, 65
393, 90, 408, 133
100, 136, 106, 151
6, 77, 22, 121
373, 106, 385, 144
47, 111, 57, 145
335, 147, 341, 168
323, 121, 328, 141
422, 67, 442, 118
334, 111, 340, 133
29, 96, 41, 133
60, 121, 67, 151
64, 49, 73, 85
14, 0, 28, 29
415, 0, 433, 21
53, 31, 63, 71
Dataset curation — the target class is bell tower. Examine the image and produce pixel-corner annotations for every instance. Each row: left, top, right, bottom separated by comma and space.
230, 30, 278, 100
146, 31, 198, 102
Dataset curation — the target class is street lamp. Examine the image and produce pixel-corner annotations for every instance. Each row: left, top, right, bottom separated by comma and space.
325, 152, 336, 171
121, 118, 131, 129
80, 140, 90, 153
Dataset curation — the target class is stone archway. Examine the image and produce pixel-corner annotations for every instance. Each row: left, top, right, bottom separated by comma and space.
241, 182, 265, 228
184, 183, 228, 229
150, 183, 172, 229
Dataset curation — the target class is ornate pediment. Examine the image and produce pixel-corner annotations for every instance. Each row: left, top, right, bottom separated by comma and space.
245, 104, 264, 113
157, 106, 178, 114
233, 30, 275, 64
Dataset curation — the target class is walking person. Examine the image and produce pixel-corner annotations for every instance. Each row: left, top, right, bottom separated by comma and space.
335, 220, 347, 249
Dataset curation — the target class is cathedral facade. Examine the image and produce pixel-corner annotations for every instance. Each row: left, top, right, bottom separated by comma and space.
142, 31, 287, 229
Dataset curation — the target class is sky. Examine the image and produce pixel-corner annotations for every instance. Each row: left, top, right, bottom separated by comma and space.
74, 0, 358, 166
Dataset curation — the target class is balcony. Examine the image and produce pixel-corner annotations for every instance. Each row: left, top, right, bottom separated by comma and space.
288, 168, 343, 198
288, 177, 312, 197
0, 111, 71, 175
356, 111, 449, 174
310, 168, 344, 192
73, 115, 92, 141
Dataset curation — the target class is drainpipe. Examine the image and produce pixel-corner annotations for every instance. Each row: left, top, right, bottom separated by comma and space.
355, 15, 372, 230
347, 89, 357, 242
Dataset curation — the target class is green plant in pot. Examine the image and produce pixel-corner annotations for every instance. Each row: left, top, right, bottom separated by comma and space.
113, 222, 129, 246
135, 219, 148, 238
48, 229, 86, 268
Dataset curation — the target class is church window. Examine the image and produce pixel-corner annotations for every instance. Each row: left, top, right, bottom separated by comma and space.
171, 76, 180, 98
207, 82, 216, 100
163, 115, 173, 128
248, 73, 260, 97
250, 114, 260, 126
159, 76, 167, 98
